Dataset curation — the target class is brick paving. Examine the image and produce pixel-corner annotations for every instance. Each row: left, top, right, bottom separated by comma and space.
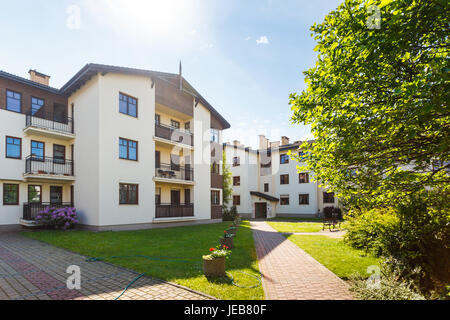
251, 221, 353, 300
0, 234, 212, 300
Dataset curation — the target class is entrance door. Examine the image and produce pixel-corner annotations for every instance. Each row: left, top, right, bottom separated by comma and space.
255, 203, 267, 219
50, 186, 63, 204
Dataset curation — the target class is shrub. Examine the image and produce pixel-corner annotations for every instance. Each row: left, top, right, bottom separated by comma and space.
36, 207, 78, 230
223, 206, 238, 221
350, 263, 425, 300
344, 207, 399, 256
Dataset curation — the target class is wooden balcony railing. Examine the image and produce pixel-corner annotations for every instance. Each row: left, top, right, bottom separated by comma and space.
156, 163, 193, 181
26, 111, 74, 134
211, 173, 223, 189
211, 205, 223, 219
155, 122, 193, 146
23, 202, 74, 221
25, 156, 74, 176
155, 204, 194, 218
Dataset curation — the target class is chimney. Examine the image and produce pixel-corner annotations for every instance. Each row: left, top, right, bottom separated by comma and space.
29, 70, 50, 86
281, 136, 290, 146
259, 135, 269, 150
270, 141, 280, 149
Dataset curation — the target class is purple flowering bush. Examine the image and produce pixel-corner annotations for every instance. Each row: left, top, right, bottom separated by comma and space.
36, 207, 78, 230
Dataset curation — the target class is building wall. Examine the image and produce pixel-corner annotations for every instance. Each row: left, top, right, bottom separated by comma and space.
193, 102, 212, 220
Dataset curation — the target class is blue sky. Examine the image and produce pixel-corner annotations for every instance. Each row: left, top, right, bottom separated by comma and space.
0, 0, 342, 149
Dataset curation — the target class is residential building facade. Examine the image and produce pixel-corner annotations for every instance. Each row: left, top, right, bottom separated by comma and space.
0, 64, 229, 230
224, 135, 337, 219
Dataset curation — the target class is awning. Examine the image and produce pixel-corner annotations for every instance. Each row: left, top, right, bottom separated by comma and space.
250, 191, 279, 202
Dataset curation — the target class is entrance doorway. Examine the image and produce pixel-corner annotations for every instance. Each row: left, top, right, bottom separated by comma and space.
255, 202, 267, 219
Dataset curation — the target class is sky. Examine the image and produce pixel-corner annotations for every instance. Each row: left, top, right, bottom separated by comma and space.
0, 0, 342, 149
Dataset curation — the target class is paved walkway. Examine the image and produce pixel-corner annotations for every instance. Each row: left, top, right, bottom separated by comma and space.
251, 221, 353, 300
0, 234, 211, 300
281, 230, 346, 238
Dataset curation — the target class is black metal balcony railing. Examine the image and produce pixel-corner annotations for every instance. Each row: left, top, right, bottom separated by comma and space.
156, 204, 194, 218
155, 122, 193, 146
23, 202, 74, 221
25, 156, 74, 176
155, 163, 193, 181
26, 111, 74, 134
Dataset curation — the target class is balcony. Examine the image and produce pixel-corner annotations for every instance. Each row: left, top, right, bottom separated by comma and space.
154, 163, 194, 184
155, 122, 193, 147
155, 204, 194, 219
24, 156, 75, 181
211, 173, 223, 189
211, 205, 223, 220
24, 112, 75, 140
22, 202, 74, 222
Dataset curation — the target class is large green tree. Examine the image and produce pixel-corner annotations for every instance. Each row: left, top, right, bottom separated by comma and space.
290, 0, 449, 208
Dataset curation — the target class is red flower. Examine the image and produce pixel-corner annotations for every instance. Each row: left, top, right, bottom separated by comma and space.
223, 245, 229, 249
209, 248, 215, 252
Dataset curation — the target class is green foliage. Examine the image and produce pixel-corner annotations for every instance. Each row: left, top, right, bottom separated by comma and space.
223, 206, 238, 221
344, 207, 399, 256
289, 0, 450, 208
222, 150, 233, 207
350, 262, 425, 300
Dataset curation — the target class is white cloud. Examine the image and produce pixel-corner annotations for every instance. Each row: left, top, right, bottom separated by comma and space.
256, 36, 269, 45
245, 36, 251, 41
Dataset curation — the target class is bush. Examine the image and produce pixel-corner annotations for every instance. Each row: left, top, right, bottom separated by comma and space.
36, 207, 78, 230
350, 262, 425, 300
344, 191, 450, 297
344, 207, 399, 256
223, 206, 238, 221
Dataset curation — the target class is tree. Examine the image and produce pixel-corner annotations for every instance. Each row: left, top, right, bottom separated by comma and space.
289, 0, 450, 295
290, 0, 449, 208
222, 150, 233, 208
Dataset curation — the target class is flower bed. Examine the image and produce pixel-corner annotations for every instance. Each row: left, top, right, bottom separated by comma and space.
36, 207, 78, 230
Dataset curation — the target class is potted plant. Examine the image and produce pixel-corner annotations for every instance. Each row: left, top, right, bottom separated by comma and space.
220, 232, 234, 248
203, 245, 231, 277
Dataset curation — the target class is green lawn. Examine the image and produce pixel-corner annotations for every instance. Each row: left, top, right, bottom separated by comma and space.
267, 217, 322, 222
286, 235, 379, 280
22, 221, 264, 300
267, 221, 324, 233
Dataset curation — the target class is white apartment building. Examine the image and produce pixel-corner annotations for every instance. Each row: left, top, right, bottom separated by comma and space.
224, 135, 337, 219
0, 64, 229, 231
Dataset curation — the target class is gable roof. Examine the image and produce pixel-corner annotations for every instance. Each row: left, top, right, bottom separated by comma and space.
60, 63, 230, 129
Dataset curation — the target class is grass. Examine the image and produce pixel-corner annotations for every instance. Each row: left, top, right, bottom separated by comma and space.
22, 221, 264, 300
267, 221, 324, 233
286, 235, 379, 280
267, 217, 322, 222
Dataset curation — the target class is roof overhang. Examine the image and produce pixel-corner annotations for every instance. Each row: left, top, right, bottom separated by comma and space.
250, 191, 279, 202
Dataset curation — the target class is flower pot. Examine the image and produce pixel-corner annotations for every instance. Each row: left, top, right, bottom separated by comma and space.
227, 228, 236, 236
203, 256, 226, 277
220, 236, 234, 249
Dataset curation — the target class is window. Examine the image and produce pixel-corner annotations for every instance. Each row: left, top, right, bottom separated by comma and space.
170, 154, 180, 171
53, 103, 67, 123
53, 144, 65, 164
5, 136, 21, 159
299, 173, 309, 183
28, 185, 42, 203
50, 186, 63, 204
119, 138, 138, 161
280, 174, 289, 185
264, 183, 269, 192
155, 188, 161, 205
155, 114, 160, 125
119, 93, 137, 117
3, 184, 19, 205
211, 128, 219, 143
299, 194, 309, 205
280, 154, 289, 164
31, 141, 44, 161
211, 190, 220, 205
323, 192, 335, 204
6, 90, 21, 113
211, 162, 220, 174
233, 176, 240, 186
185, 189, 191, 204
171, 120, 180, 129
185, 122, 191, 131
280, 195, 289, 206
31, 97, 44, 115
233, 195, 241, 206
120, 184, 139, 205
233, 156, 240, 167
